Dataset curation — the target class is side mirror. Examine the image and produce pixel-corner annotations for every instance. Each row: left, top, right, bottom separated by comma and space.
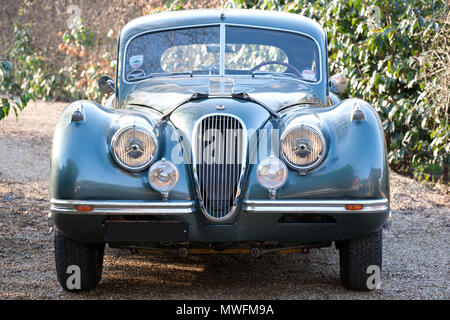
329, 74, 348, 94
98, 75, 115, 94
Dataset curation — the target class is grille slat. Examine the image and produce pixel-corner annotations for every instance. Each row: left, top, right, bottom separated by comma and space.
195, 115, 245, 220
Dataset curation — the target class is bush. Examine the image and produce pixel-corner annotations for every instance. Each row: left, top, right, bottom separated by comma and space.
0, 58, 35, 121
56, 24, 116, 103
1, 23, 115, 104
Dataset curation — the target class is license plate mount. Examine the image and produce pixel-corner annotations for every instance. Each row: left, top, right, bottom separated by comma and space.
104, 221, 189, 242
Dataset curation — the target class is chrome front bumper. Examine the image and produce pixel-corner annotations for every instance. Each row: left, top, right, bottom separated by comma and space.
50, 198, 390, 243
243, 199, 389, 214
50, 199, 196, 215
51, 198, 389, 216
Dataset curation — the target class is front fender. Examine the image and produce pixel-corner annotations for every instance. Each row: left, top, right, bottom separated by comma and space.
50, 101, 194, 201
245, 98, 390, 200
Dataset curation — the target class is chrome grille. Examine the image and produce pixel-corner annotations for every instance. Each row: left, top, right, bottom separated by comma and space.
194, 114, 245, 220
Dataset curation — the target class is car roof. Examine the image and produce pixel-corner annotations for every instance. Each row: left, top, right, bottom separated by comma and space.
119, 9, 326, 47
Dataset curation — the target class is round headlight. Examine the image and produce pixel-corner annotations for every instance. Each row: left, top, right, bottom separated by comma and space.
111, 125, 157, 171
281, 125, 325, 170
256, 157, 288, 190
148, 159, 179, 193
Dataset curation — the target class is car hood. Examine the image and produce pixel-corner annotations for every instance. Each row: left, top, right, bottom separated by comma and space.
122, 76, 323, 113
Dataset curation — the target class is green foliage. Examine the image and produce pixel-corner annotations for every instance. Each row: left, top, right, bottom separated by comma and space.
56, 24, 115, 103
2, 25, 45, 98
226, 0, 449, 183
2, 24, 64, 101
57, 24, 116, 104
1, 23, 114, 104
62, 24, 94, 47
0, 58, 35, 121
165, 0, 186, 11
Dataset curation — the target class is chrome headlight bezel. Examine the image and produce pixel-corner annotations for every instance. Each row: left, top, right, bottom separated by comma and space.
280, 124, 326, 171
111, 125, 158, 171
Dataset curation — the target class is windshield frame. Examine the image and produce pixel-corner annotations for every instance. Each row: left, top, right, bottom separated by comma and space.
122, 23, 322, 85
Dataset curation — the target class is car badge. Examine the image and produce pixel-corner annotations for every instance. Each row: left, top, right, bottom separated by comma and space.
215, 104, 226, 110
129, 55, 144, 69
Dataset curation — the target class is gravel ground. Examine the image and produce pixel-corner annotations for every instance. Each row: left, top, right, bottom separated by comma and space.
0, 100, 448, 299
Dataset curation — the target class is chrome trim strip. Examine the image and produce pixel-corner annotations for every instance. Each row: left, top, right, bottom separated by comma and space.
243, 199, 389, 213
219, 23, 225, 77
50, 199, 196, 215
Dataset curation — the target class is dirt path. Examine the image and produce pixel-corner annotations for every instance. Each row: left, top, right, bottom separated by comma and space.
0, 101, 448, 299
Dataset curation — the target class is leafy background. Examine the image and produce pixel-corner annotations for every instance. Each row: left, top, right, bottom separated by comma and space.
0, 0, 448, 185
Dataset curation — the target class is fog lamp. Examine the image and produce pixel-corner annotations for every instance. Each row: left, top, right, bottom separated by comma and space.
256, 157, 288, 198
148, 159, 179, 199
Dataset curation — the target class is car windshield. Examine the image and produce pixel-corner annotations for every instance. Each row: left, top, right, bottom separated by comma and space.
124, 25, 320, 83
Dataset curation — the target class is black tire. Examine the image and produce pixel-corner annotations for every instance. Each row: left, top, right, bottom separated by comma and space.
54, 231, 104, 292
338, 229, 382, 291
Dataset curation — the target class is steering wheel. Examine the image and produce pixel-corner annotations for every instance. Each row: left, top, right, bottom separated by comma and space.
248, 60, 302, 78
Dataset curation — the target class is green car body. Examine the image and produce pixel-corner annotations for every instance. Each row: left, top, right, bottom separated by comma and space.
50, 9, 390, 291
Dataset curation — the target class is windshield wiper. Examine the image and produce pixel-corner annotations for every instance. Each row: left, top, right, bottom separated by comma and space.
251, 71, 300, 80
148, 70, 219, 79
159, 91, 279, 123
160, 92, 209, 122
148, 71, 194, 78
231, 92, 279, 120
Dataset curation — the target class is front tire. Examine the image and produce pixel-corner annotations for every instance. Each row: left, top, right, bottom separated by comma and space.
54, 231, 105, 292
338, 229, 382, 290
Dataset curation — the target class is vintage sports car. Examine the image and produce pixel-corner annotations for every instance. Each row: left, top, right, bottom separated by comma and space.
50, 9, 390, 291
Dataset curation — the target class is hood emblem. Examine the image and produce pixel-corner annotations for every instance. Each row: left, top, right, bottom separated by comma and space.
215, 104, 226, 111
